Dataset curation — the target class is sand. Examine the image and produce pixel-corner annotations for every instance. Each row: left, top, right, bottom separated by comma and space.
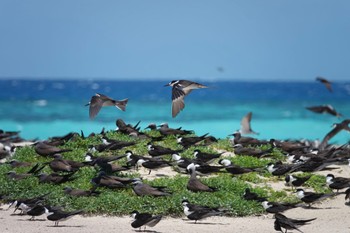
1, 147, 350, 233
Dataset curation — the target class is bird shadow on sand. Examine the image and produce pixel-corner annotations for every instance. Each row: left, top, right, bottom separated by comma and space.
182, 220, 228, 225
18, 218, 46, 221
134, 230, 161, 233
301, 206, 340, 210
47, 225, 85, 228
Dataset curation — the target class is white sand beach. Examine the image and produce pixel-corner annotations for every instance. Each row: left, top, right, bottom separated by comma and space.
1, 164, 350, 233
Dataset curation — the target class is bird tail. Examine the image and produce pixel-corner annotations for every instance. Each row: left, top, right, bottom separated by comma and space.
115, 98, 128, 111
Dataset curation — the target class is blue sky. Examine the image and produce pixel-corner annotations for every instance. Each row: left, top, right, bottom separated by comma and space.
0, 0, 349, 81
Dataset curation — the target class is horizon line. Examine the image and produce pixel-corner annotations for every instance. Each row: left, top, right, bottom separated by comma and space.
0, 76, 347, 83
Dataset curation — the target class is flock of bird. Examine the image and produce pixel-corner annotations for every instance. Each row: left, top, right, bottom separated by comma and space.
0, 77, 350, 232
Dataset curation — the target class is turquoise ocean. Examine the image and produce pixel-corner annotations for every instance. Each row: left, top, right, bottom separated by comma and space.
0, 79, 349, 144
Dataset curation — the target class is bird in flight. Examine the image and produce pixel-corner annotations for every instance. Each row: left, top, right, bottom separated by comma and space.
316, 76, 333, 92
240, 112, 259, 135
165, 80, 208, 118
86, 93, 128, 119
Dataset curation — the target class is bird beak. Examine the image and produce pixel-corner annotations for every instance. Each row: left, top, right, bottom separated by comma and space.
164, 83, 170, 87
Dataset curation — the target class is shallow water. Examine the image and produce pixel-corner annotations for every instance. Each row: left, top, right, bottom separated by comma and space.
0, 79, 349, 144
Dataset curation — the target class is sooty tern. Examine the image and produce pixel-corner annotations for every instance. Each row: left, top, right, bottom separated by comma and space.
316, 76, 333, 92
274, 212, 316, 233
182, 199, 224, 223
240, 112, 259, 135
130, 210, 162, 231
86, 93, 128, 119
165, 80, 208, 117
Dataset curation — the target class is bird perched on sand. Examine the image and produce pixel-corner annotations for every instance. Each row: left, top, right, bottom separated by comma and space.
316, 76, 333, 92
326, 174, 350, 192
274, 213, 316, 233
295, 188, 334, 207
86, 93, 128, 119
182, 199, 225, 223
240, 112, 259, 135
130, 210, 162, 231
165, 80, 208, 117
44, 207, 83, 226
285, 174, 312, 190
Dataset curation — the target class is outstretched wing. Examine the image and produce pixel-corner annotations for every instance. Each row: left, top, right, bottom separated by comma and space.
89, 96, 103, 119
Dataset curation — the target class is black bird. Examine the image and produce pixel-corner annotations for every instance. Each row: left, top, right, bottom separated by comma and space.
285, 174, 312, 190
233, 144, 272, 158
240, 112, 259, 135
125, 150, 148, 169
158, 123, 193, 136
115, 119, 140, 135
63, 186, 100, 197
90, 172, 128, 189
34, 141, 72, 157
145, 123, 158, 131
270, 139, 308, 154
171, 153, 199, 173
130, 210, 162, 232
186, 163, 218, 192
37, 172, 75, 184
132, 179, 172, 197
219, 159, 260, 175
193, 149, 222, 163
165, 80, 208, 117
136, 158, 172, 175
147, 143, 182, 157
326, 174, 350, 192
296, 188, 334, 207
230, 132, 262, 146
45, 207, 83, 226
306, 105, 342, 117
192, 164, 224, 176
48, 154, 85, 172
8, 193, 50, 214
6, 163, 45, 180
84, 153, 126, 165
345, 187, 350, 204
261, 200, 298, 214
266, 162, 296, 176
182, 199, 224, 223
86, 93, 128, 119
319, 119, 350, 151
26, 202, 46, 220
177, 133, 209, 148
316, 76, 333, 92
243, 188, 266, 202
7, 159, 32, 168
101, 136, 136, 149
274, 213, 316, 233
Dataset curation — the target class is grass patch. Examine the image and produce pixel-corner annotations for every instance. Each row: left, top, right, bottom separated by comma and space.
0, 130, 329, 216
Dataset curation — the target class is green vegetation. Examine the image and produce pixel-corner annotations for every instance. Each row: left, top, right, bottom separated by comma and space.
0, 130, 329, 217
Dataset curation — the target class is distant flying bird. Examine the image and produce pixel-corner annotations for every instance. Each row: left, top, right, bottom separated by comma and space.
165, 80, 208, 118
319, 119, 350, 151
306, 105, 342, 117
240, 112, 259, 135
86, 93, 128, 119
316, 76, 333, 92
